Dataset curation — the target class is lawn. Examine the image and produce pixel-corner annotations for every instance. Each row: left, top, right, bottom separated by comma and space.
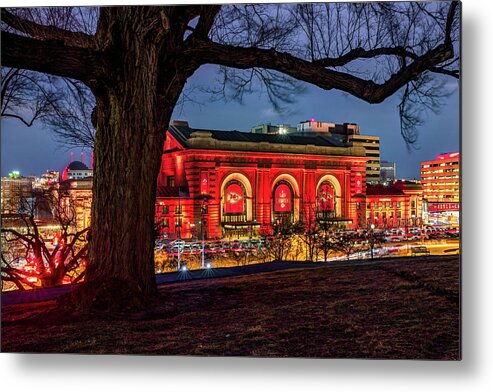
1, 255, 460, 359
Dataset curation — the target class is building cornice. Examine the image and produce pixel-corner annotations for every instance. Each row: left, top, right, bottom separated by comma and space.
184, 133, 367, 158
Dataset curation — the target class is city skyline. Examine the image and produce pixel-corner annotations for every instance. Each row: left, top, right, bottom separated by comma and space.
1, 64, 459, 180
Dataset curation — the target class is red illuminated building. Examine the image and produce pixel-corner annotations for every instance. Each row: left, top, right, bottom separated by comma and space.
420, 152, 460, 226
155, 121, 368, 239
365, 181, 424, 229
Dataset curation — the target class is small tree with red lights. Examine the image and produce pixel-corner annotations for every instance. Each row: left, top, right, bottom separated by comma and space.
262, 219, 305, 262
1, 190, 89, 290
298, 204, 322, 262
334, 233, 362, 261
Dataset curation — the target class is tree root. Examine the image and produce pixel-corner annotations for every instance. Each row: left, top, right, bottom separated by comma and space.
57, 279, 158, 319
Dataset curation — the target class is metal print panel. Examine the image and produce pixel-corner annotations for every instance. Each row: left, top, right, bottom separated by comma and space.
1, 1, 460, 359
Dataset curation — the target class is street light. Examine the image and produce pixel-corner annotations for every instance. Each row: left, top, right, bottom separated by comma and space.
200, 219, 205, 268
200, 198, 207, 268
370, 223, 375, 260
176, 222, 181, 271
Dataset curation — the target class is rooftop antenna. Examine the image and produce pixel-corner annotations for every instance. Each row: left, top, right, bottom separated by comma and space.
70, 151, 74, 163
81, 151, 85, 165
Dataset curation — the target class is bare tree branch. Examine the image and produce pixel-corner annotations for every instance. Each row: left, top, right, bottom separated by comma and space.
1, 189, 89, 288
187, 5, 221, 38
312, 46, 419, 68
1, 8, 94, 48
187, 36, 454, 104
1, 67, 96, 148
1, 31, 101, 83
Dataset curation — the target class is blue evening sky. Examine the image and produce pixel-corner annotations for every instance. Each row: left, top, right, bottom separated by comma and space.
1, 64, 459, 179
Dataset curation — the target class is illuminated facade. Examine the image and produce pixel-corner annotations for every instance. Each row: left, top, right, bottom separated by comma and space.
155, 121, 368, 240
33, 171, 59, 190
55, 177, 93, 231
1, 173, 34, 214
420, 152, 460, 226
1, 173, 58, 232
365, 181, 424, 229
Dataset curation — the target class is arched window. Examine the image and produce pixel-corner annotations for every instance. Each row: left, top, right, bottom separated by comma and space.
317, 181, 335, 211
273, 181, 294, 213
223, 180, 246, 216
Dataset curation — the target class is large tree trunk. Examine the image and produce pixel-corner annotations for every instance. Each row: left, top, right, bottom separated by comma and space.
77, 9, 188, 311
85, 91, 168, 310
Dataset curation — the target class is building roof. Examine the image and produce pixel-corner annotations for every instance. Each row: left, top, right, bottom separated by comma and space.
169, 124, 348, 148
61, 160, 92, 181
66, 161, 89, 171
57, 176, 93, 190
366, 180, 423, 196
393, 180, 422, 191
59, 177, 93, 184
366, 184, 405, 196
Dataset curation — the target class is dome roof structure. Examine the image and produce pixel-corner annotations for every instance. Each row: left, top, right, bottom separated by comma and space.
66, 161, 89, 171
61, 160, 91, 181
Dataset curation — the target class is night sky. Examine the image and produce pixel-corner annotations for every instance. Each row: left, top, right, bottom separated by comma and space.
1, 63, 459, 179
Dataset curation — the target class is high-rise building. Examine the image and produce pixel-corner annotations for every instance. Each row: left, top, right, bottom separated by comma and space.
251, 123, 297, 134
296, 120, 360, 136
287, 119, 381, 184
346, 134, 380, 185
1, 172, 34, 214
380, 161, 396, 185
420, 152, 460, 227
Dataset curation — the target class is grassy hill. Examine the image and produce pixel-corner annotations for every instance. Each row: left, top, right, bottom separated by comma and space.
1, 255, 460, 359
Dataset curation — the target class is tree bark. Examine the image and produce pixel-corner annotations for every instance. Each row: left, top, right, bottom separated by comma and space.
78, 8, 189, 311
85, 90, 166, 309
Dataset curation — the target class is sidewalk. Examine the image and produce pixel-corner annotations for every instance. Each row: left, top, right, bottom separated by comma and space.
155, 260, 325, 285
2, 260, 323, 306
1, 284, 80, 306
2, 255, 455, 306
